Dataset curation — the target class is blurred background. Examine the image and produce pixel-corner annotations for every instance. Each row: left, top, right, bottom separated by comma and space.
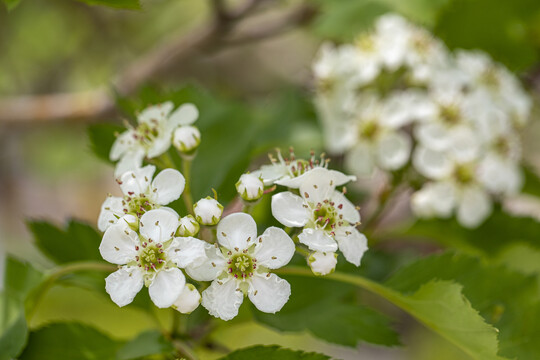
2, 0, 540, 359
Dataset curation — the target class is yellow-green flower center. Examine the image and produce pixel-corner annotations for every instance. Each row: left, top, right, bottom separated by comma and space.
137, 243, 166, 272
227, 253, 256, 279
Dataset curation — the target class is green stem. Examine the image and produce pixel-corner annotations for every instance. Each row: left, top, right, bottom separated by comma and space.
295, 246, 310, 258
160, 152, 176, 169
182, 158, 195, 215
26, 262, 116, 323
172, 339, 199, 360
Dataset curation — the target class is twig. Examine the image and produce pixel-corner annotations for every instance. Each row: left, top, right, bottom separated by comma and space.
0, 1, 316, 125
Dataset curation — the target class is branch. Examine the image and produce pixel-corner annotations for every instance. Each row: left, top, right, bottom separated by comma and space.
0, 1, 315, 125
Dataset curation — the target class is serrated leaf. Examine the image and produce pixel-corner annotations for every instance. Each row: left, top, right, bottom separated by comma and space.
386, 251, 540, 359
255, 276, 399, 347
74, 0, 140, 10
87, 123, 124, 164
4, 256, 44, 302
19, 323, 122, 360
117, 330, 174, 360
219, 345, 330, 360
27, 220, 103, 264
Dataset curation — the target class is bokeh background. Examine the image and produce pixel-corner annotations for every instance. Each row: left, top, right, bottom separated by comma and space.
2, 0, 540, 359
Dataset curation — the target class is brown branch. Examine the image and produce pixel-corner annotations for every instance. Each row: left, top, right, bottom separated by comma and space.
0, 1, 315, 125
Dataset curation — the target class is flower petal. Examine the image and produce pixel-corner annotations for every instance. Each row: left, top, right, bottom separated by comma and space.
276, 169, 356, 188
331, 191, 360, 224
172, 284, 201, 314
415, 122, 451, 151
252, 164, 288, 186
185, 244, 226, 281
298, 228, 338, 252
299, 168, 337, 204
169, 103, 199, 127
151, 169, 185, 205
202, 278, 244, 321
114, 150, 145, 179
413, 146, 453, 180
99, 223, 138, 265
345, 141, 375, 176
376, 131, 411, 171
110, 130, 136, 161
168, 237, 207, 268
146, 135, 172, 159
254, 227, 295, 269
217, 213, 258, 251
334, 227, 368, 266
149, 267, 186, 308
271, 192, 310, 228
248, 273, 291, 314
119, 165, 156, 197
97, 196, 124, 232
457, 185, 492, 228
105, 266, 144, 307
139, 209, 179, 243
138, 102, 174, 124
411, 181, 456, 218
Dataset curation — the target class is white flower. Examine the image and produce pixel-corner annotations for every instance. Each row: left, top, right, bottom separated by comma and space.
193, 197, 223, 225
110, 102, 199, 177
343, 95, 413, 176
412, 147, 493, 228
185, 213, 295, 320
177, 215, 200, 237
172, 284, 201, 314
236, 173, 264, 201
271, 168, 368, 266
173, 126, 201, 154
252, 149, 355, 187
98, 165, 185, 232
308, 251, 337, 276
99, 209, 206, 308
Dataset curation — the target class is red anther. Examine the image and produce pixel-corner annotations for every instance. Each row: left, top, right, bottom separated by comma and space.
156, 243, 163, 248
304, 192, 310, 198
128, 191, 134, 195
148, 239, 153, 243
234, 274, 238, 278
142, 242, 147, 248
135, 256, 139, 261
253, 264, 257, 269
227, 261, 232, 264
158, 259, 164, 263
338, 204, 343, 209
135, 246, 139, 251
291, 166, 296, 173
330, 202, 335, 206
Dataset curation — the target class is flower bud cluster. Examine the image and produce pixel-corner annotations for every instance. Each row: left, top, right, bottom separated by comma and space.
313, 13, 533, 228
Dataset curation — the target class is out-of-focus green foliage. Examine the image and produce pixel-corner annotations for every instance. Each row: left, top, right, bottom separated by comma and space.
218, 345, 331, 360
116, 330, 175, 360
27, 220, 103, 264
19, 322, 123, 360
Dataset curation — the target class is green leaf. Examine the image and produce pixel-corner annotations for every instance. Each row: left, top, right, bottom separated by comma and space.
0, 297, 28, 360
219, 345, 330, 360
4, 256, 44, 303
73, 0, 140, 10
521, 165, 540, 198
117, 330, 174, 360
386, 251, 540, 359
396, 209, 540, 256
434, 0, 540, 70
254, 276, 399, 347
27, 220, 103, 264
19, 323, 122, 360
2, 0, 21, 11
87, 123, 124, 164
311, 0, 392, 41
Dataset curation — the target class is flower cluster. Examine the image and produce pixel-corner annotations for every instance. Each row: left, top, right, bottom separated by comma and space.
99, 104, 367, 319
313, 13, 532, 228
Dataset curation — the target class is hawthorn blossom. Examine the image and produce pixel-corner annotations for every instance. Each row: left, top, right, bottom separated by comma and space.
185, 213, 295, 321
193, 197, 223, 226
110, 102, 199, 177
412, 147, 492, 228
271, 168, 368, 267
236, 173, 264, 201
252, 149, 355, 187
97, 165, 185, 232
99, 209, 206, 308
308, 251, 337, 276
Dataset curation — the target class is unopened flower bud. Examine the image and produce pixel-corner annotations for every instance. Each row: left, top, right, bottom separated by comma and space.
308, 251, 337, 276
236, 173, 264, 201
177, 215, 200, 237
172, 284, 201, 314
173, 126, 201, 154
193, 197, 223, 225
